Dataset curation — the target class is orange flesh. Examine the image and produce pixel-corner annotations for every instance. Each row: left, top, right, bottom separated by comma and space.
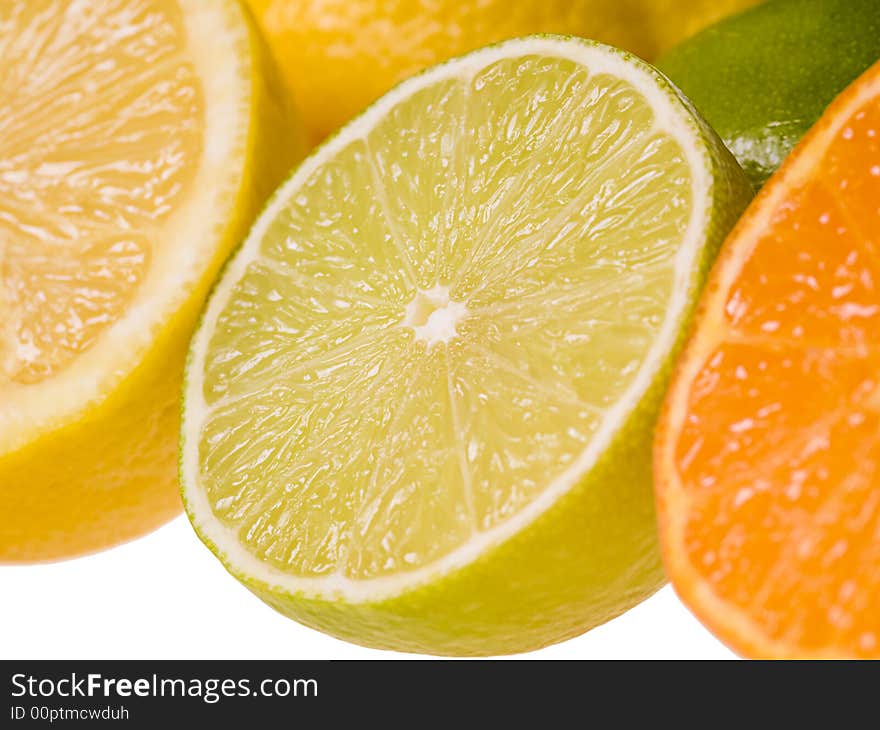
664, 65, 880, 657
0, 0, 202, 384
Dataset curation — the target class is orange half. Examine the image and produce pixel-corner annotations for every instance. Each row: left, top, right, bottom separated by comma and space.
655, 60, 880, 658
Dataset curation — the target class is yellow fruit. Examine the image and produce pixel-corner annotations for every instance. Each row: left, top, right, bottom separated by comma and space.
0, 0, 304, 562
246, 0, 763, 142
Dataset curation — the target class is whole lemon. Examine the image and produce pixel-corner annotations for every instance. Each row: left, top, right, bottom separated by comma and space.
246, 0, 763, 143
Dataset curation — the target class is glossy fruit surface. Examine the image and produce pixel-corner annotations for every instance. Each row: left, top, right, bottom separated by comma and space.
658, 0, 880, 188
656, 60, 880, 658
182, 37, 751, 655
247, 0, 763, 142
0, 0, 304, 562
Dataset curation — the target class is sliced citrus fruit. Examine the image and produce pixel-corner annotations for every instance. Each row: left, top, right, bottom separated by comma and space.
181, 37, 751, 655
0, 0, 304, 562
655, 60, 880, 658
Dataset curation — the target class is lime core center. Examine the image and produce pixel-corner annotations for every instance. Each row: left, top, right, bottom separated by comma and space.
402, 285, 468, 347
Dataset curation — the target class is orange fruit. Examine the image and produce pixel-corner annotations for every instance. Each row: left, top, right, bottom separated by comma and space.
655, 60, 880, 658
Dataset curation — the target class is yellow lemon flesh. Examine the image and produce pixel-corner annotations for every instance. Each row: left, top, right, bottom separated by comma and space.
246, 0, 763, 142
0, 0, 303, 562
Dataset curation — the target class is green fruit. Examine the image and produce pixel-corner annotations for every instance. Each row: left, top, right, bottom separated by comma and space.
181, 36, 752, 656
658, 0, 880, 189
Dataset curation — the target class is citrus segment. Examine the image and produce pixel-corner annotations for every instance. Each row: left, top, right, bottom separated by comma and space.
182, 37, 751, 654
656, 61, 880, 658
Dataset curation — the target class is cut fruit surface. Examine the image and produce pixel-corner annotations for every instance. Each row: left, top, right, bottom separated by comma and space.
182, 37, 752, 654
0, 0, 303, 561
1, 0, 199, 385
655, 60, 880, 658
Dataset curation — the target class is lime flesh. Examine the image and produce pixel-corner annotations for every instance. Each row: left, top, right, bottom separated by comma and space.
182, 37, 752, 654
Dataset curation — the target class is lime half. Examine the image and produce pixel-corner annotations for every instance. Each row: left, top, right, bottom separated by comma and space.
181, 36, 751, 655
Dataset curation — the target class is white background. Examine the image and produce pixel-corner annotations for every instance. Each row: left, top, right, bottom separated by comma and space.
0, 517, 735, 659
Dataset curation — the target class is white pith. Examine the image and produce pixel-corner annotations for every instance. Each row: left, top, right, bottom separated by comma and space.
181, 37, 713, 603
0, 0, 252, 453
402, 285, 468, 348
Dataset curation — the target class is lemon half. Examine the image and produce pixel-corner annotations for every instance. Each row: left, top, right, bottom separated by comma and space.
0, 0, 304, 562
